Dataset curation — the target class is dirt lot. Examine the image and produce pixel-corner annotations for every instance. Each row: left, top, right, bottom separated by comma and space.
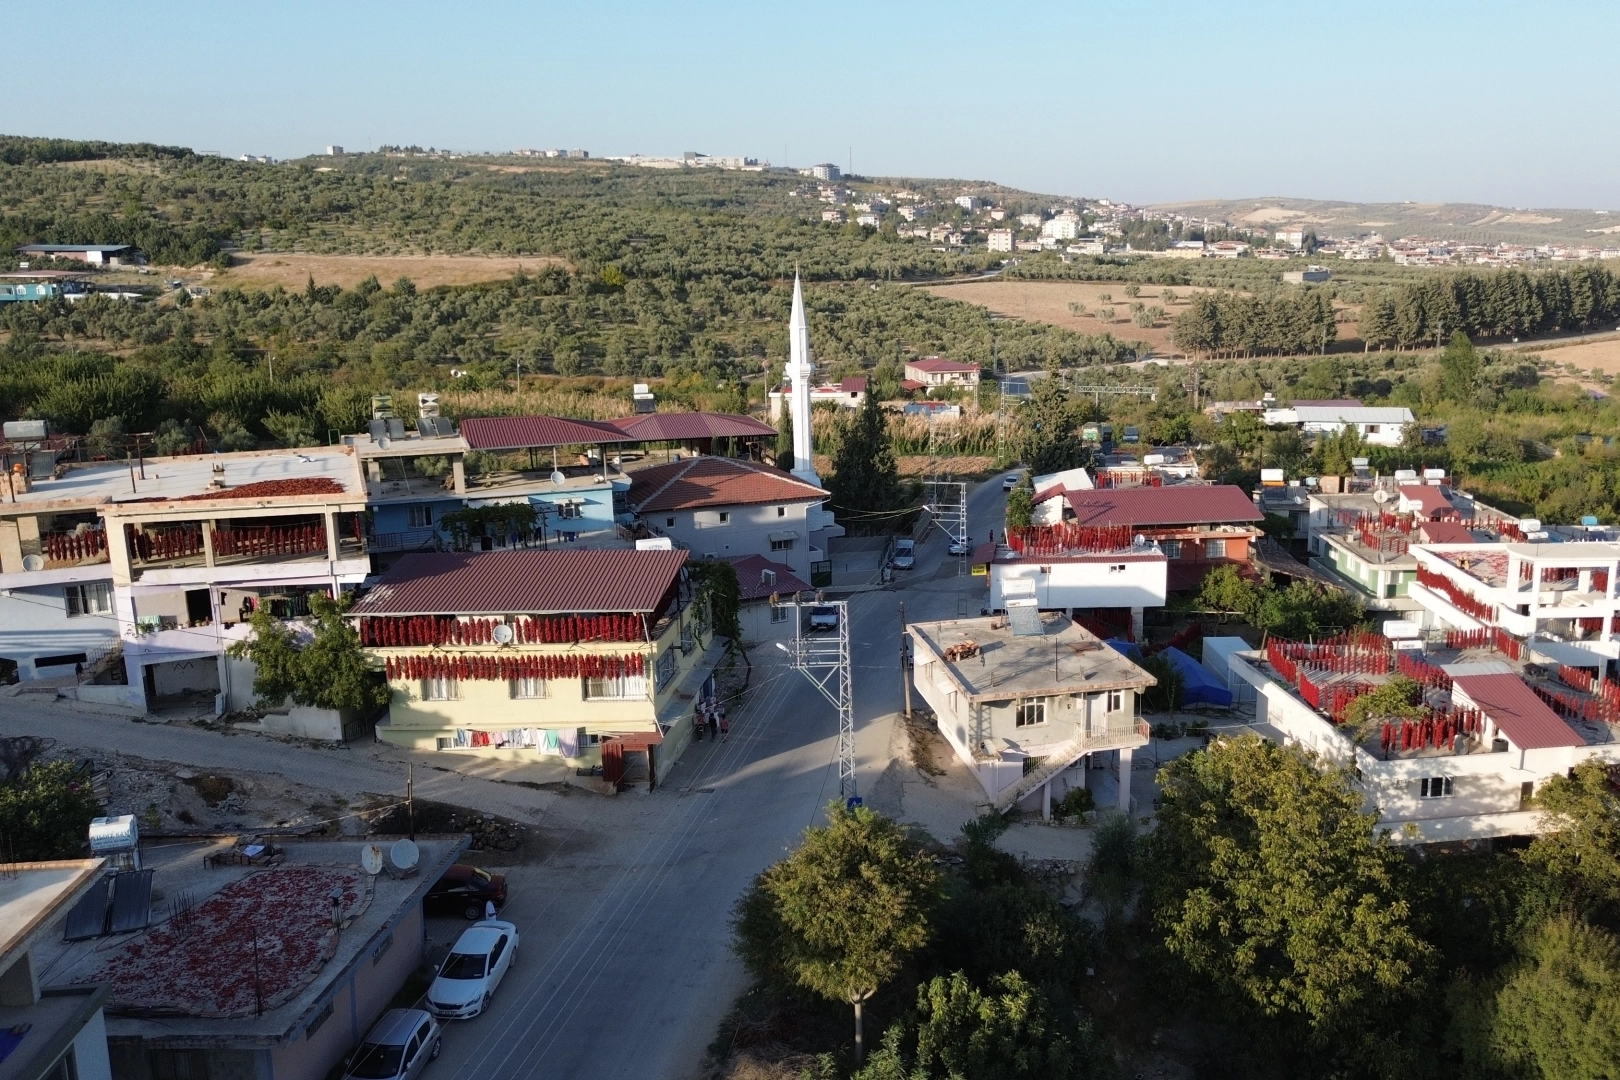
210, 252, 564, 291
923, 279, 1199, 352
1506, 332, 1620, 378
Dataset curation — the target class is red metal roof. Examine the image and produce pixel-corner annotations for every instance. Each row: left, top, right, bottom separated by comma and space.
349, 549, 688, 615
1452, 673, 1584, 750
604, 412, 777, 441
1419, 520, 1477, 545
460, 415, 635, 450
724, 554, 811, 600
838, 377, 869, 393
1400, 484, 1460, 520
629, 456, 827, 513
906, 357, 979, 373
1062, 486, 1263, 528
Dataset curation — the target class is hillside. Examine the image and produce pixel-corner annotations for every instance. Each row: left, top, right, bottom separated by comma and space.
1150, 196, 1617, 248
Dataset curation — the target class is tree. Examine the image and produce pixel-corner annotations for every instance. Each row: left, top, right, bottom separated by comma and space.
1261, 428, 1311, 478
689, 558, 742, 641
1524, 760, 1620, 920
1439, 331, 1481, 403
854, 971, 1106, 1080
0, 759, 102, 861
227, 591, 389, 715
1493, 917, 1620, 1080
1254, 580, 1363, 638
1341, 676, 1426, 743
776, 405, 794, 473
1005, 473, 1034, 529
1197, 563, 1259, 618
1360, 291, 1399, 351
1017, 373, 1085, 476
734, 804, 942, 1063
827, 391, 903, 527
1145, 737, 1430, 1042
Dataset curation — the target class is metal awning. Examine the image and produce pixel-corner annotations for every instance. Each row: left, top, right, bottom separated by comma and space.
768, 530, 800, 543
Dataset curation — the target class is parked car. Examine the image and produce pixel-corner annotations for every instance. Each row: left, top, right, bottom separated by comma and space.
948, 536, 972, 556
426, 921, 520, 1019
891, 538, 916, 570
344, 1009, 440, 1080
808, 606, 839, 631
425, 865, 507, 920
1001, 472, 1023, 491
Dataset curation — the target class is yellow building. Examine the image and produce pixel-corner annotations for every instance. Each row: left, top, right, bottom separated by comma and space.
353, 548, 722, 788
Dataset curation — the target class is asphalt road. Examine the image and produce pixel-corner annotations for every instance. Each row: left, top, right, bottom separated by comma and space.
0, 471, 1015, 1080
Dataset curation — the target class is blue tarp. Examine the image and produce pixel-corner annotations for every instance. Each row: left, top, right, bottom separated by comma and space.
1105, 640, 1234, 709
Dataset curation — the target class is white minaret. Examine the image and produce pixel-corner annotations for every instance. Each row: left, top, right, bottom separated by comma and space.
786, 272, 821, 486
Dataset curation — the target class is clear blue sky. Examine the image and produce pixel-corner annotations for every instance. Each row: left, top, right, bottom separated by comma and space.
8, 0, 1617, 209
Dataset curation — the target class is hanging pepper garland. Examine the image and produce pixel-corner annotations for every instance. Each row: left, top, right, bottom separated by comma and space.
383, 651, 645, 682
362, 614, 649, 647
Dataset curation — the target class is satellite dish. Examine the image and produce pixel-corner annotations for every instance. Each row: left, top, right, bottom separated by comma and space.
360, 844, 384, 876
492, 623, 515, 645
390, 838, 420, 872
21, 554, 44, 572
1373, 489, 1391, 504
550, 470, 566, 485
377, 437, 391, 450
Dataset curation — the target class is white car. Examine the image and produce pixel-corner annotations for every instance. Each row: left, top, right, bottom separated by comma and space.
1001, 473, 1023, 491
949, 536, 972, 556
425, 921, 519, 1020
344, 1009, 440, 1080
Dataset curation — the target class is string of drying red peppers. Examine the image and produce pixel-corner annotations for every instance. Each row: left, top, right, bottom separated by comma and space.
360, 613, 647, 647
384, 652, 646, 682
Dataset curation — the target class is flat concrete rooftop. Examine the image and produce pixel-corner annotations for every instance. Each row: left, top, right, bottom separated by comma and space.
909, 613, 1155, 702
1, 447, 362, 512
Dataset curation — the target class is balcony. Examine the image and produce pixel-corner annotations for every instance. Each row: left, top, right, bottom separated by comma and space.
127, 513, 366, 578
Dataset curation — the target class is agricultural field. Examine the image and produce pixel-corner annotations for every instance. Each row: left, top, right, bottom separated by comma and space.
211, 252, 564, 291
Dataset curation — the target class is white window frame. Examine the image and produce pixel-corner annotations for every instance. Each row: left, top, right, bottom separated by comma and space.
423, 676, 460, 701
717, 511, 730, 524
656, 649, 678, 689
1014, 698, 1047, 727
770, 604, 790, 624
1160, 539, 1181, 558
407, 505, 433, 528
1420, 776, 1454, 799
509, 676, 547, 699
584, 674, 649, 701
665, 517, 676, 528
65, 582, 112, 618
557, 500, 584, 520
1204, 538, 1228, 559
770, 537, 794, 551
777, 506, 786, 517
1106, 689, 1124, 712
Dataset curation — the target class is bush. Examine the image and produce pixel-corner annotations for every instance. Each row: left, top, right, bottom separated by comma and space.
1052, 787, 1094, 820
0, 760, 102, 860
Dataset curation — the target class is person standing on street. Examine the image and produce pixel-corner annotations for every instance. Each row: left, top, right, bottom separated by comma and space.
718, 706, 730, 742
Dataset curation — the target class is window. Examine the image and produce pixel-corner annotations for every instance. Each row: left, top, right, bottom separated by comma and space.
718, 512, 730, 524
770, 537, 794, 551
407, 504, 433, 528
64, 582, 112, 618
1108, 563, 1126, 573
1366, 424, 1381, 434
777, 506, 786, 517
557, 500, 584, 520
585, 674, 648, 700
423, 676, 459, 700
1015, 699, 1047, 727
1420, 776, 1454, 799
656, 649, 678, 689
666, 517, 676, 528
510, 677, 546, 699
1106, 689, 1124, 712
771, 604, 790, 623
1160, 539, 1181, 558
1204, 539, 1227, 559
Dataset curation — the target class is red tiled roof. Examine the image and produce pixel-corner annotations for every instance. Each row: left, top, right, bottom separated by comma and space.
349, 549, 688, 616
629, 456, 827, 513
1400, 484, 1459, 520
604, 412, 777, 441
1452, 673, 1584, 750
906, 357, 979, 373
724, 554, 811, 600
1419, 521, 1477, 545
1061, 486, 1263, 528
460, 415, 635, 450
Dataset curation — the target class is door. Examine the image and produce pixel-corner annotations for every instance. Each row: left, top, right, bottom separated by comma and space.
601, 739, 626, 789
489, 934, 510, 989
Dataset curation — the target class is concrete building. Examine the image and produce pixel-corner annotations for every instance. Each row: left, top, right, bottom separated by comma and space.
1025, 485, 1263, 593
1040, 217, 1080, 241
725, 553, 811, 644
1282, 265, 1332, 283
356, 548, 723, 785
909, 613, 1153, 816
628, 456, 830, 582
0, 859, 115, 1080
42, 836, 465, 1080
1208, 626, 1620, 843
14, 245, 139, 267
985, 538, 1168, 640
767, 376, 867, 420
809, 163, 841, 181
903, 357, 981, 388
953, 196, 978, 212
987, 228, 1014, 253
1263, 404, 1415, 447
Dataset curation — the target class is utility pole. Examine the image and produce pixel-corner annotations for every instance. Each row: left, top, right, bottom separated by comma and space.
778, 596, 855, 803
899, 601, 913, 721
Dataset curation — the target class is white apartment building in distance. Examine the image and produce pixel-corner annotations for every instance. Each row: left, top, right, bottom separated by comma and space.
987, 228, 1014, 252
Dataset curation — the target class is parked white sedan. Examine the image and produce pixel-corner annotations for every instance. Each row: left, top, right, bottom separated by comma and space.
425, 921, 519, 1020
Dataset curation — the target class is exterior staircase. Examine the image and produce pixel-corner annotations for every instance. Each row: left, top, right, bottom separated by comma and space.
991, 719, 1149, 811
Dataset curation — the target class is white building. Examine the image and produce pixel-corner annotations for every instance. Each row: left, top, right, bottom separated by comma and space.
809, 163, 841, 181
1262, 404, 1415, 447
856, 212, 881, 228
987, 228, 1014, 252
1017, 213, 1043, 228
909, 613, 1153, 817
987, 545, 1168, 639
954, 195, 979, 212
767, 376, 867, 420
1041, 217, 1080, 241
